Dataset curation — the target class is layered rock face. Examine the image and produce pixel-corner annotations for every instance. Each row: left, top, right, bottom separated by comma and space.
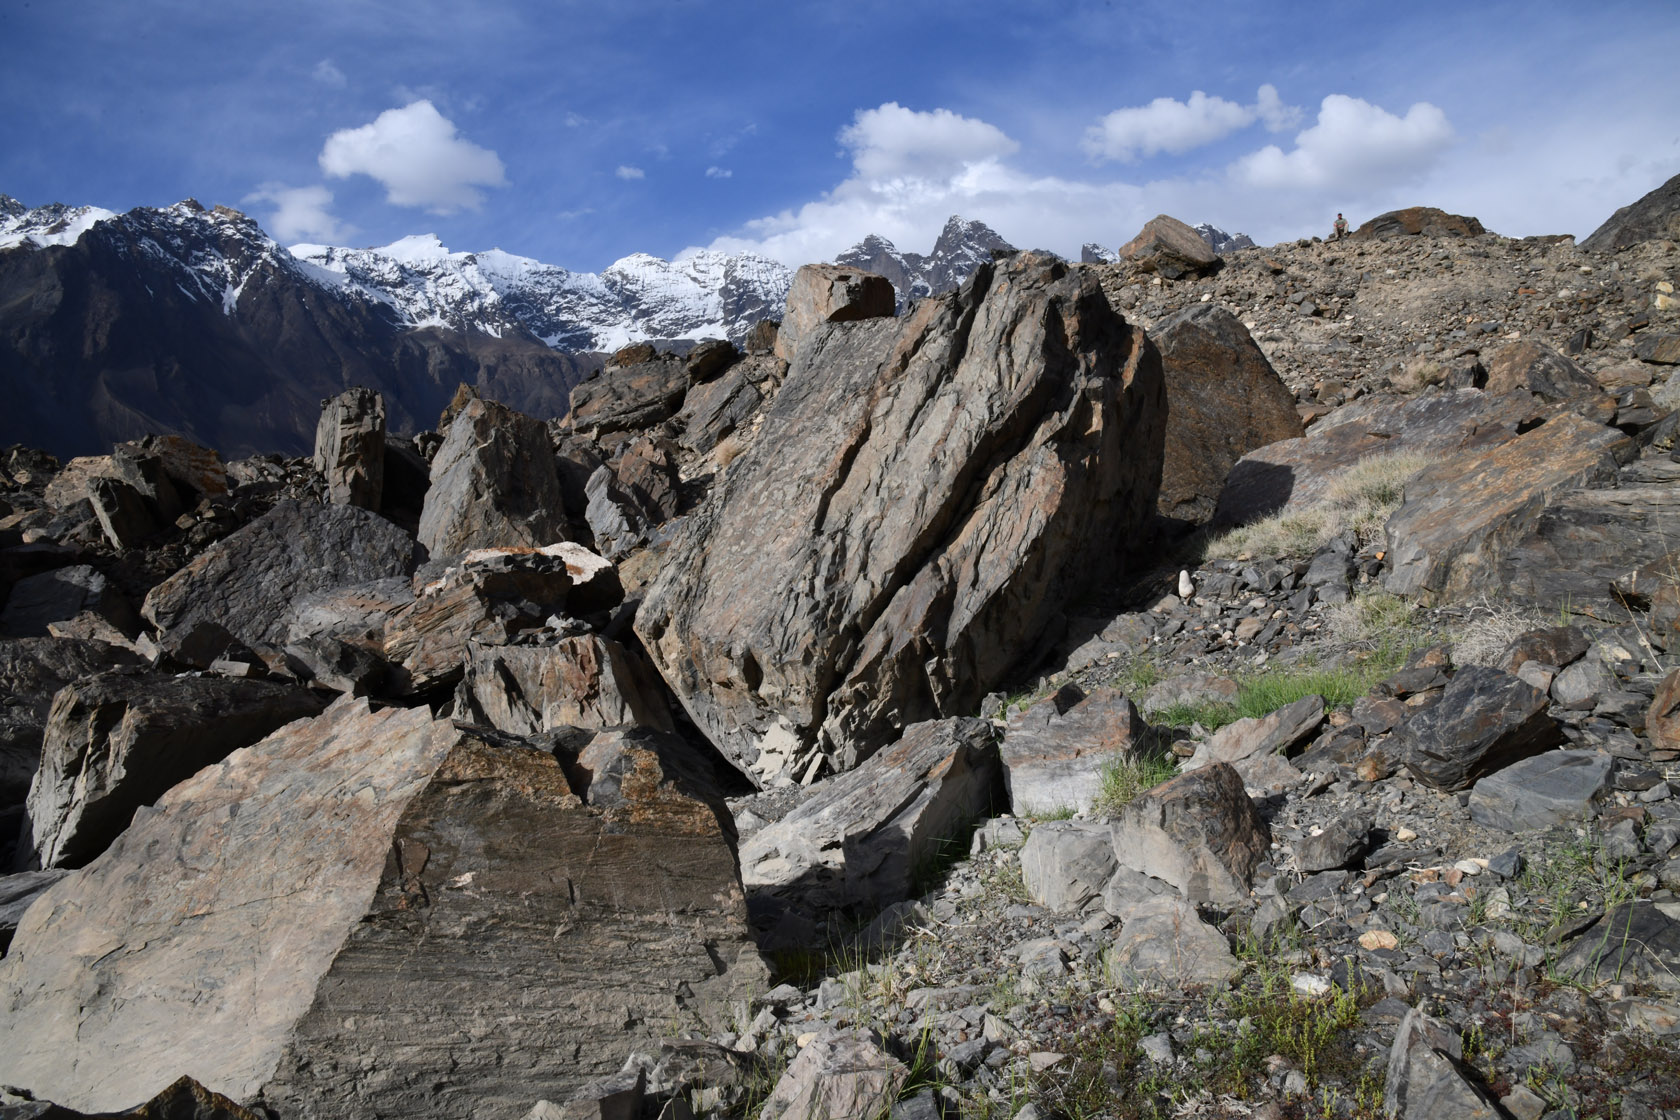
637, 253, 1166, 785
0, 697, 763, 1118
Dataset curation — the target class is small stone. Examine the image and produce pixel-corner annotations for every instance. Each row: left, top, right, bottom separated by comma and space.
1360, 930, 1399, 951
1395, 827, 1418, 843
1178, 570, 1195, 599
1291, 973, 1331, 997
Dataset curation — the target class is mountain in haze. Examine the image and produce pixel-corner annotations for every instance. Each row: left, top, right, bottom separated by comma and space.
0, 196, 794, 457
1082, 222, 1254, 264
835, 216, 1016, 309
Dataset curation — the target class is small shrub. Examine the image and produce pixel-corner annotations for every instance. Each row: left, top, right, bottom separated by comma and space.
1092, 750, 1180, 815
714, 433, 747, 467
1206, 451, 1430, 560
1448, 597, 1548, 667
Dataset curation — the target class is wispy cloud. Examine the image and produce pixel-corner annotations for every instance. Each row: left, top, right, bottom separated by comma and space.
705, 166, 732, 179
311, 59, 347, 89
319, 100, 507, 212
242, 182, 350, 242
615, 165, 645, 180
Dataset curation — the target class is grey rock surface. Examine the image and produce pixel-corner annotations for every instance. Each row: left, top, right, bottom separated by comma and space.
1397, 666, 1563, 791
772, 264, 896, 363
142, 500, 420, 651
1001, 686, 1151, 817
756, 1031, 907, 1120
1187, 694, 1323, 771
638, 253, 1165, 784
1109, 763, 1268, 906
1104, 894, 1240, 989
1, 565, 134, 639
1019, 820, 1117, 912
419, 397, 567, 557
1383, 1008, 1502, 1119
0, 638, 145, 808
312, 386, 386, 509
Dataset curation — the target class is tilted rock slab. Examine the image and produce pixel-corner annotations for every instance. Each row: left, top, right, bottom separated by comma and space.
454, 634, 674, 735
0, 696, 764, 1117
418, 397, 567, 557
312, 386, 386, 509
1109, 762, 1269, 907
1151, 303, 1301, 524
757, 1030, 908, 1120
772, 263, 896, 363
739, 718, 1001, 912
142, 500, 420, 650
637, 253, 1165, 783
1483, 341, 1600, 402
27, 668, 326, 869
0, 638, 144, 808
1396, 666, 1563, 791
1117, 214, 1218, 279
1383, 411, 1633, 604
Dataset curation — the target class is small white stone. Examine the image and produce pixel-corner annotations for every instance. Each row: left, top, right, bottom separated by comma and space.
1291, 973, 1332, 997
1178, 570, 1195, 599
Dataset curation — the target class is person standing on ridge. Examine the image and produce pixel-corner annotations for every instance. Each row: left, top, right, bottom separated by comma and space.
1333, 213, 1349, 240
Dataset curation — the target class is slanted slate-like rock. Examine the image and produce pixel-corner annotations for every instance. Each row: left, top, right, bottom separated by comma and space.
637, 253, 1166, 783
1109, 763, 1268, 906
312, 387, 386, 509
1468, 750, 1612, 832
1383, 412, 1632, 604
142, 500, 420, 651
1384, 1009, 1502, 1120
418, 397, 566, 557
1483, 341, 1599, 402
1397, 666, 1563, 791
0, 697, 765, 1117
772, 263, 896, 363
739, 718, 1001, 911
1002, 686, 1151, 816
1151, 303, 1301, 524
1186, 694, 1323, 772
27, 669, 326, 869
0, 638, 145, 808
756, 1031, 908, 1120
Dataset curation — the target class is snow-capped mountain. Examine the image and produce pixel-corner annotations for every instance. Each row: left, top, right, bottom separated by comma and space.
1081, 243, 1119, 264
292, 237, 792, 352
835, 216, 1015, 309
0, 195, 117, 250
1194, 223, 1255, 254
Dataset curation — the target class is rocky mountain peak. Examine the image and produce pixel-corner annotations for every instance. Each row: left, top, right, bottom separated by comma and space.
834, 214, 1016, 310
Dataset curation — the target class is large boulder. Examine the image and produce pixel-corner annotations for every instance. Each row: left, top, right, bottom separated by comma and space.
1383, 412, 1632, 604
312, 387, 385, 509
1581, 171, 1680, 252
142, 501, 420, 652
1108, 763, 1268, 906
637, 253, 1166, 783
1396, 666, 1563, 791
566, 353, 690, 438
772, 264, 896, 363
1001, 686, 1152, 817
738, 718, 1001, 912
0, 698, 764, 1116
1150, 303, 1303, 524
1483, 341, 1600, 402
1352, 207, 1485, 240
1019, 820, 1116, 912
756, 1031, 907, 1120
0, 638, 144, 810
454, 635, 674, 736
1117, 215, 1218, 280
418, 397, 566, 557
1, 565, 135, 640
26, 669, 327, 869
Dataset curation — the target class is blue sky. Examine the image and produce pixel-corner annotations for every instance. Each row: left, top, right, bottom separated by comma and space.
3, 0, 1677, 271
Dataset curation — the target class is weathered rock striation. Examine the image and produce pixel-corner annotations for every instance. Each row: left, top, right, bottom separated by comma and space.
636, 252, 1166, 785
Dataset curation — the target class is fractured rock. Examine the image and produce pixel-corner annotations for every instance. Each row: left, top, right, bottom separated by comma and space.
455, 635, 674, 736
1186, 694, 1323, 771
1117, 215, 1219, 280
0, 638, 145, 808
1383, 412, 1631, 604
1001, 686, 1152, 816
0, 697, 764, 1116
0, 869, 67, 954
1, 565, 135, 640
27, 669, 326, 869
756, 1031, 907, 1120
142, 501, 420, 652
1483, 341, 1600, 402
567, 353, 690, 438
637, 253, 1165, 783
1468, 750, 1612, 831
1151, 303, 1302, 524
1109, 763, 1268, 906
418, 397, 566, 557
312, 386, 385, 509
1396, 666, 1563, 791
772, 264, 896, 363
1555, 902, 1680, 991
738, 718, 1001, 912
1019, 820, 1117, 912
1353, 207, 1485, 240
1581, 170, 1680, 252
1104, 894, 1240, 989
1383, 1008, 1502, 1119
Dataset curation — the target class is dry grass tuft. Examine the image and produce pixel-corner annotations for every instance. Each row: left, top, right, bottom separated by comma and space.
1206, 451, 1432, 560
1448, 598, 1549, 667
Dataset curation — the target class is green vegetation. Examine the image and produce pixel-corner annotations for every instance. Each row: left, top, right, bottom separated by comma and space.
1091, 750, 1180, 816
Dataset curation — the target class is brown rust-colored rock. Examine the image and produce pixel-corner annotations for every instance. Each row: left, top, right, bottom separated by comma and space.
454, 634, 674, 735
1151, 303, 1302, 524
772, 264, 896, 363
1383, 413, 1632, 604
637, 253, 1166, 784
418, 397, 566, 557
1118, 215, 1219, 280
1352, 207, 1486, 240
312, 387, 386, 509
1483, 341, 1600, 402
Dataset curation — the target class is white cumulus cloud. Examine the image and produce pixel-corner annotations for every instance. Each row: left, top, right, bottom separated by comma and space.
616, 165, 645, 180
318, 100, 506, 213
838, 102, 1019, 181
242, 183, 349, 243
706, 166, 732, 179
1234, 95, 1455, 191
1083, 85, 1301, 163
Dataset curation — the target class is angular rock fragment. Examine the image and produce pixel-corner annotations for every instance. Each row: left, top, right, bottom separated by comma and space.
676, 366, 762, 455
756, 1031, 907, 1120
0, 697, 764, 1116
0, 869, 67, 954
567, 352, 690, 438
0, 638, 145, 808
312, 386, 385, 509
1397, 666, 1563, 791
1555, 903, 1680, 991
1650, 668, 1680, 753
1109, 763, 1268, 906
1117, 215, 1218, 280
772, 263, 896, 363
88, 475, 159, 550
27, 669, 326, 869
1001, 686, 1152, 817
1, 565, 135, 640
1383, 1009, 1503, 1119
455, 635, 674, 735
584, 464, 657, 561
1296, 814, 1372, 873
638, 253, 1165, 783
1483, 342, 1600, 402
1150, 303, 1302, 524
1019, 820, 1116, 912
1353, 207, 1485, 239
0, 1075, 268, 1119
738, 718, 1001, 912
418, 397, 566, 557
1186, 695, 1323, 771
142, 501, 420, 652
1104, 894, 1240, 989
1467, 750, 1612, 831
1383, 412, 1631, 603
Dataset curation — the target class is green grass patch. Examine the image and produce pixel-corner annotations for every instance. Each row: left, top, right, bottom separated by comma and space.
1138, 648, 1415, 734
1092, 750, 1181, 816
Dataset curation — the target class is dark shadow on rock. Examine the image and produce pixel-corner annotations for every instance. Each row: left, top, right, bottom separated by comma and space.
1210, 459, 1298, 531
